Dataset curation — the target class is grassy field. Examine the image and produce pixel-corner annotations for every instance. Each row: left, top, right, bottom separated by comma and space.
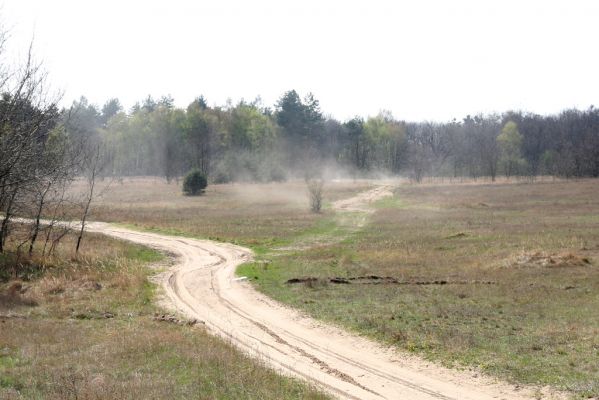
0, 230, 328, 399
79, 178, 372, 249
47, 177, 599, 398
239, 179, 599, 398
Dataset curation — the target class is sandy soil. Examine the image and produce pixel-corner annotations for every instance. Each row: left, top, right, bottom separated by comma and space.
332, 184, 394, 213
86, 186, 564, 400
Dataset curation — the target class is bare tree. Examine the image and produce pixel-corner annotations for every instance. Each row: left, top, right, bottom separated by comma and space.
26, 124, 80, 255
75, 142, 108, 254
40, 180, 72, 257
0, 38, 62, 253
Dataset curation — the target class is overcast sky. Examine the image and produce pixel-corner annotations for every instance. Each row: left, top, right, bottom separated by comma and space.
2, 0, 598, 121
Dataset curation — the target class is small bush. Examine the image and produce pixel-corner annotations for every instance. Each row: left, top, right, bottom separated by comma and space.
183, 169, 207, 196
306, 179, 324, 213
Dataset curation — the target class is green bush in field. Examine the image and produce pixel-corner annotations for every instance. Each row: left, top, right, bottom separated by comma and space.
183, 169, 207, 196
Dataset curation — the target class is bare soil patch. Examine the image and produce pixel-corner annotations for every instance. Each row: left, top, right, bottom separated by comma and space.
510, 251, 592, 268
286, 276, 496, 286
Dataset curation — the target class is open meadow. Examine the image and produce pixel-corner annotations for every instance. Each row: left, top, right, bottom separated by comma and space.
241, 179, 599, 398
5, 177, 598, 398
75, 177, 374, 248
1, 178, 370, 399
81, 177, 599, 398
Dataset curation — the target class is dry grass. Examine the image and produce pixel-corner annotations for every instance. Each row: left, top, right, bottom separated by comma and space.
240, 179, 599, 398
68, 178, 373, 247
0, 178, 370, 399
0, 230, 328, 399
44, 177, 599, 397
510, 251, 592, 268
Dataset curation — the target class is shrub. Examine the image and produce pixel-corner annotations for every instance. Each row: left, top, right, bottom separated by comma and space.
183, 169, 207, 195
306, 179, 324, 213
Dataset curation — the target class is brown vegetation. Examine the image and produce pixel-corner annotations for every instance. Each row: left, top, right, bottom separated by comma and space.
511, 251, 591, 268
243, 178, 599, 397
66, 178, 372, 246
0, 230, 328, 399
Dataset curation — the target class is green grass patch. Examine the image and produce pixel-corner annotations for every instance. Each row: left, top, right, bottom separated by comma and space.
374, 195, 409, 209
124, 244, 164, 264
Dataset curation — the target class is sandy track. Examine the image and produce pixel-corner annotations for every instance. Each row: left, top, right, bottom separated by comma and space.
332, 184, 394, 213
86, 187, 551, 400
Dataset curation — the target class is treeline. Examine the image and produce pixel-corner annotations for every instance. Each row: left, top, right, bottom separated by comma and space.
69, 90, 599, 183
2, 84, 598, 259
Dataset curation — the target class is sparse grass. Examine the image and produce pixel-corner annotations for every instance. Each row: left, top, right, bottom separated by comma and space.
56, 177, 599, 397
0, 230, 328, 399
241, 179, 599, 398
70, 178, 373, 247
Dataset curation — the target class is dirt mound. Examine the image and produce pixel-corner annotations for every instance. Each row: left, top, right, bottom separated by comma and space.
513, 251, 591, 268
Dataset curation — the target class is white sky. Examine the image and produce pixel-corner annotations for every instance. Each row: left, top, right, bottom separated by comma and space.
2, 0, 598, 121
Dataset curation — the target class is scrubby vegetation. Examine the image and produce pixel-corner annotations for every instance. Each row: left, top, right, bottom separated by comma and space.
0, 229, 328, 399
307, 179, 324, 213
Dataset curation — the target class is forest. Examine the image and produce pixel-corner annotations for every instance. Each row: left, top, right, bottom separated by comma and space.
68, 91, 599, 183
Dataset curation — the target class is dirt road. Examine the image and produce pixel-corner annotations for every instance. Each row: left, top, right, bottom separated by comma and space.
87, 187, 554, 400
